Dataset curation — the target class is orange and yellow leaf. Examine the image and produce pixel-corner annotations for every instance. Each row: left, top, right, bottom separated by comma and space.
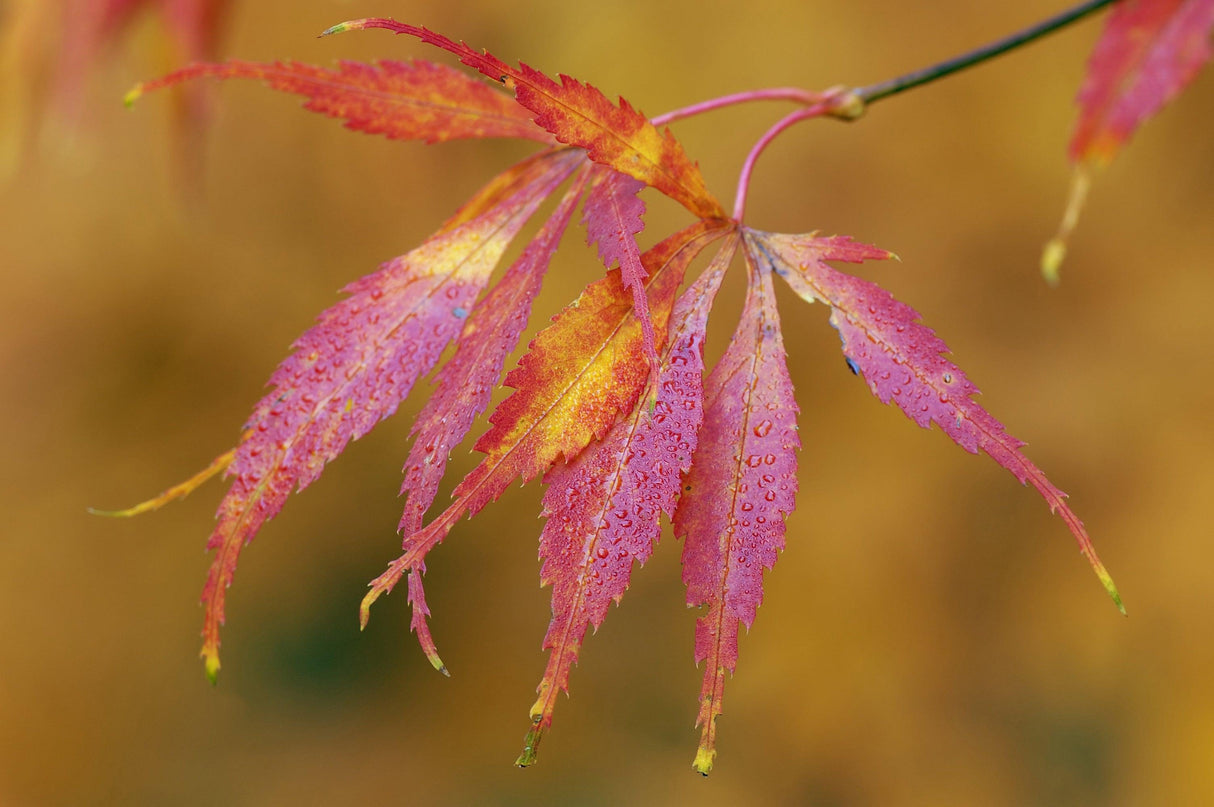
360, 220, 734, 640
324, 18, 726, 220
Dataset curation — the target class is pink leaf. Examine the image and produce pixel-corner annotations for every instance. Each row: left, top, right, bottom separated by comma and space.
195, 148, 576, 680
1071, 0, 1214, 166
1046, 0, 1214, 280
398, 168, 590, 537
750, 228, 1123, 613
674, 242, 799, 775
395, 169, 591, 672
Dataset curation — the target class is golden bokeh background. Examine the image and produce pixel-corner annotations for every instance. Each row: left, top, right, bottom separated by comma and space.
3, 1, 1213, 804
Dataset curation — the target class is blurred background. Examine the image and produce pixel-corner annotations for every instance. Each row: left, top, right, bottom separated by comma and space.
2, 0, 1212, 804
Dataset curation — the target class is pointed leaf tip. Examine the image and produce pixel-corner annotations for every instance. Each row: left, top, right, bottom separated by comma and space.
515, 721, 544, 768
319, 20, 365, 37
1097, 565, 1126, 615
358, 588, 380, 630
1044, 168, 1091, 286
89, 447, 235, 517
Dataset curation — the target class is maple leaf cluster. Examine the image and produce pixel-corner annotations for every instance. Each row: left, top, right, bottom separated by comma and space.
108, 1, 1213, 773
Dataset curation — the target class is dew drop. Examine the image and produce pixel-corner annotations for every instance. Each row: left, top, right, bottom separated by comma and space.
753, 420, 773, 437
746, 455, 763, 468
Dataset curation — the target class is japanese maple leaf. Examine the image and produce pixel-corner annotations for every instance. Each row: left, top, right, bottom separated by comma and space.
105, 16, 1125, 776
1044, 0, 1214, 281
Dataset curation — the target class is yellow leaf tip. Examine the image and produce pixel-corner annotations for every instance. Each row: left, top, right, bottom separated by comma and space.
358, 588, 381, 630
204, 654, 220, 685
1105, 578, 1126, 616
123, 85, 144, 107
1041, 238, 1066, 287
692, 745, 716, 775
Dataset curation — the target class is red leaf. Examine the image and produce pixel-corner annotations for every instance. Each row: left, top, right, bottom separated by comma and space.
324, 18, 726, 219
674, 241, 799, 775
125, 58, 552, 144
516, 234, 739, 767
750, 229, 1124, 613
195, 149, 576, 681
360, 220, 734, 642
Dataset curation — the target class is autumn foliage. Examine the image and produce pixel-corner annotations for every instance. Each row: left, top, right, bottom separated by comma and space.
105, 0, 1213, 774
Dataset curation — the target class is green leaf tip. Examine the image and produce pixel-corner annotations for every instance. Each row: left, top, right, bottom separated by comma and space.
514, 720, 545, 767
319, 20, 366, 37
514, 738, 539, 767
1100, 570, 1126, 616
426, 650, 449, 677
123, 85, 144, 108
